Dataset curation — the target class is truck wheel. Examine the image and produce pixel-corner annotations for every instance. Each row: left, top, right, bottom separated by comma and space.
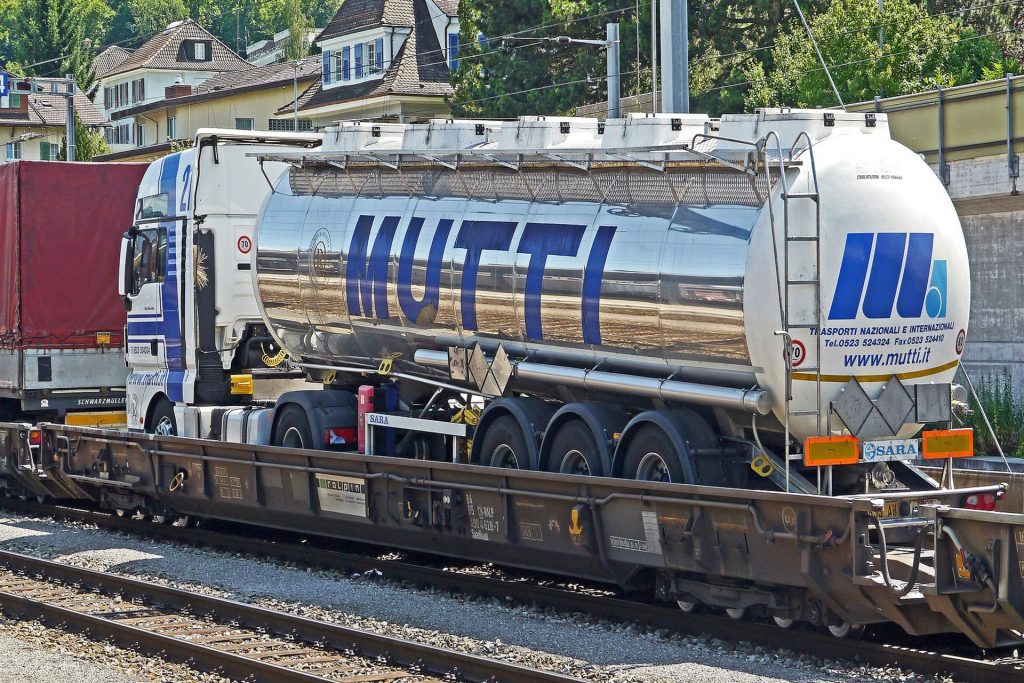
273, 405, 314, 449
148, 398, 177, 436
479, 415, 528, 469
623, 425, 685, 483
545, 420, 602, 476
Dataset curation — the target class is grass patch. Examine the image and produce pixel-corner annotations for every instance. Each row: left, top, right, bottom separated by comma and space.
960, 370, 1024, 457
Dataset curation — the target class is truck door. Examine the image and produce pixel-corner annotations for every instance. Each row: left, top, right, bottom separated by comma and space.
124, 224, 169, 371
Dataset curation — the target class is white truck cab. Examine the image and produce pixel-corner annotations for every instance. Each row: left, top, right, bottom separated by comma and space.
119, 130, 321, 436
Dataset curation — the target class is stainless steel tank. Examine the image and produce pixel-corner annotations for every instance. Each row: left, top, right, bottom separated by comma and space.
253, 111, 970, 439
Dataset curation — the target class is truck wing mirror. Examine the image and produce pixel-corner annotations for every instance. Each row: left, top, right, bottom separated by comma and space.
118, 231, 134, 310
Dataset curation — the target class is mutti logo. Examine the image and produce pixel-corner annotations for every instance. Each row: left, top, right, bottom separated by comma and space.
829, 232, 947, 321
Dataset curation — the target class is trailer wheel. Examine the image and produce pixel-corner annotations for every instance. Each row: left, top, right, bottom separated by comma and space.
273, 405, 314, 450
148, 398, 177, 436
544, 420, 602, 476
478, 415, 528, 469
622, 425, 685, 483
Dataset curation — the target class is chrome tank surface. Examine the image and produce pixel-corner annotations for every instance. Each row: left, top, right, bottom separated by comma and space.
256, 164, 767, 387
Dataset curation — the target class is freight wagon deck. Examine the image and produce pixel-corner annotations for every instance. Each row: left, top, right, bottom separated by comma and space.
4, 421, 1021, 650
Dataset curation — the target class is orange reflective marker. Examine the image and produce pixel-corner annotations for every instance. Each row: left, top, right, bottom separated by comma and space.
921, 428, 974, 460
804, 435, 859, 467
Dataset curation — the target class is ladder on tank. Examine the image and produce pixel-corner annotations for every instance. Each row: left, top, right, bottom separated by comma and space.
768, 131, 824, 492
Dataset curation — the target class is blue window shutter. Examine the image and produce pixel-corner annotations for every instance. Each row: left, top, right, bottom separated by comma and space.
342, 46, 351, 80
449, 33, 460, 70
355, 43, 363, 78
375, 37, 384, 72
322, 49, 332, 84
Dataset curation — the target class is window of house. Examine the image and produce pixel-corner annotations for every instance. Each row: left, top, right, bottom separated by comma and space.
448, 33, 460, 70
109, 121, 132, 145
354, 43, 363, 78
136, 123, 145, 147
194, 42, 206, 60
112, 82, 129, 109
4, 142, 21, 160
167, 115, 177, 139
129, 78, 145, 104
103, 87, 112, 109
322, 49, 333, 84
375, 38, 384, 72
367, 40, 376, 74
235, 118, 254, 130
268, 119, 313, 132
39, 141, 60, 161
342, 46, 351, 81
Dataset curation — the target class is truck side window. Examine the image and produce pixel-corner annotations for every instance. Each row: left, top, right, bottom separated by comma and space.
130, 228, 168, 295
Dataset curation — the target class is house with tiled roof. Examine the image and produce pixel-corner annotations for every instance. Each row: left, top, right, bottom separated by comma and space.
1, 79, 108, 162
96, 19, 252, 151
93, 45, 134, 79
281, 0, 459, 125
94, 55, 322, 162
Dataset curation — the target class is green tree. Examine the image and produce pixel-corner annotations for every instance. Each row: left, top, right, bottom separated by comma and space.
61, 112, 109, 160
15, 0, 108, 94
125, 0, 186, 34
454, 0, 639, 117
0, 0, 21, 65
281, 0, 310, 61
745, 0, 1011, 109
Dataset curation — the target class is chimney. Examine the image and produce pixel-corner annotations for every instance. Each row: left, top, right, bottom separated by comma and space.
165, 76, 192, 99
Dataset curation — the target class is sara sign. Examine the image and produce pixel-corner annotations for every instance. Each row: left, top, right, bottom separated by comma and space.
0, 72, 8, 97
862, 438, 920, 462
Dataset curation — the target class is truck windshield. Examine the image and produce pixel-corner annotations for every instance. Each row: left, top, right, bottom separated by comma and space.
137, 193, 169, 220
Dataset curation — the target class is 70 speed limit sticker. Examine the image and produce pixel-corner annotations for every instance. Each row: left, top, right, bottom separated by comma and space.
786, 339, 807, 368
237, 235, 252, 254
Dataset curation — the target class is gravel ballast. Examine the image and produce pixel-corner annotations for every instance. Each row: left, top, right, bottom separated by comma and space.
0, 513, 956, 683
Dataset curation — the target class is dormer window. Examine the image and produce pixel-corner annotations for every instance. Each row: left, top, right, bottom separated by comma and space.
180, 39, 212, 62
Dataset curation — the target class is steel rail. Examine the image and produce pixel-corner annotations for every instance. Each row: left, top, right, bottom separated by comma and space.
0, 543, 584, 683
1, 499, 1021, 682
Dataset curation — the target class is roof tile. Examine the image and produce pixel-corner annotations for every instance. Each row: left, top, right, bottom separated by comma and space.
93, 46, 134, 79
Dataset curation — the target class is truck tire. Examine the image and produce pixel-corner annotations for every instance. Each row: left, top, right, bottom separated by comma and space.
544, 420, 603, 477
147, 398, 177, 436
622, 424, 685, 483
273, 405, 314, 449
478, 415, 529, 469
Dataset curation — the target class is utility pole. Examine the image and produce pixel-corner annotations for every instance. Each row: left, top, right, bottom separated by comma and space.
606, 23, 621, 118
549, 24, 622, 119
65, 74, 75, 161
651, 0, 657, 113
878, 0, 884, 49
660, 0, 688, 113
292, 60, 300, 129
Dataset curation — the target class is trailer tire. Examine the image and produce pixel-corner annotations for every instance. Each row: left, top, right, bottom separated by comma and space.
273, 405, 314, 450
478, 415, 529, 470
544, 420, 603, 476
147, 398, 177, 436
622, 424, 685, 483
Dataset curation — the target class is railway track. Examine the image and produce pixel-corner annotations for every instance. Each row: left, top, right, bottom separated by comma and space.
1, 498, 1023, 683
0, 545, 583, 683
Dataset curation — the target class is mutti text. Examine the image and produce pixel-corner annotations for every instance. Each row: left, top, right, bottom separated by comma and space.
342, 214, 617, 343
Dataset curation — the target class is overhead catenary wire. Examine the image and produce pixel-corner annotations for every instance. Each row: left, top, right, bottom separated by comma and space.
791, 0, 845, 109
